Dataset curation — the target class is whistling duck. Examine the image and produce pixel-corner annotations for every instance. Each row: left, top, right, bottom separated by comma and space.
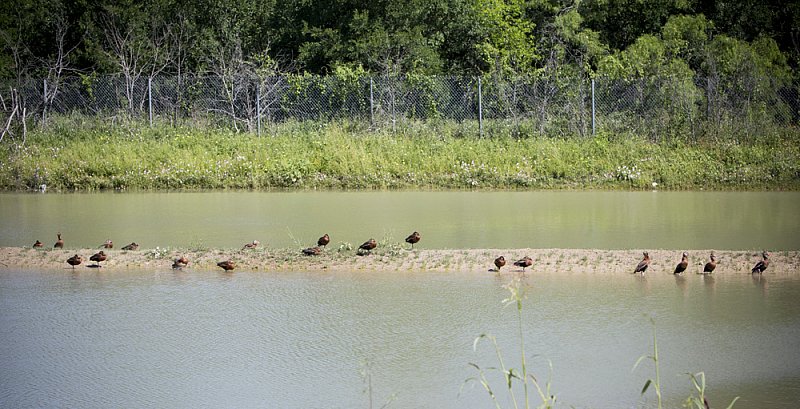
33, 240, 43, 248
514, 256, 533, 272
54, 232, 64, 249
66, 254, 82, 268
702, 252, 717, 274
121, 242, 139, 251
172, 256, 189, 269
317, 234, 330, 248
101, 240, 113, 249
302, 246, 322, 256
673, 252, 688, 275
358, 238, 377, 255
242, 240, 260, 250
405, 231, 421, 249
217, 260, 235, 272
494, 256, 506, 272
89, 251, 107, 267
751, 251, 769, 274
633, 251, 650, 274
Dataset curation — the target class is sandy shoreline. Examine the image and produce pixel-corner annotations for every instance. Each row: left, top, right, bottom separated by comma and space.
1, 246, 798, 276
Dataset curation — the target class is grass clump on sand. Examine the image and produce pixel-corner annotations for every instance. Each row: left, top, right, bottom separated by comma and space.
1, 115, 798, 191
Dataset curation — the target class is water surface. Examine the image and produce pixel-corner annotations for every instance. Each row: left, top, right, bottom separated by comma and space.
1, 269, 799, 408
1, 191, 798, 250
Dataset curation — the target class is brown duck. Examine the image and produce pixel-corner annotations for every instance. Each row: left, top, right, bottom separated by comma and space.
172, 256, 189, 269
702, 252, 717, 274
751, 251, 769, 274
514, 256, 533, 272
242, 240, 260, 250
317, 234, 330, 248
494, 256, 506, 272
89, 251, 107, 267
54, 232, 64, 249
101, 240, 113, 249
673, 252, 688, 275
302, 246, 322, 256
66, 254, 83, 269
358, 238, 377, 255
633, 251, 650, 274
217, 260, 235, 272
121, 242, 139, 251
405, 231, 421, 249
33, 240, 43, 248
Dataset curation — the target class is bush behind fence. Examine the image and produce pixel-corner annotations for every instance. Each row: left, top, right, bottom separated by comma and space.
2, 74, 798, 140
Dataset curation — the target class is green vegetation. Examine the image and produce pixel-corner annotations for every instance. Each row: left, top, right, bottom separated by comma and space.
1, 116, 797, 191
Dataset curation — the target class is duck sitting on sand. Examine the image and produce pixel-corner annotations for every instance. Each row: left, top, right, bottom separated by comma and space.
172, 256, 189, 269
217, 260, 235, 272
33, 240, 43, 248
242, 240, 260, 250
358, 238, 377, 255
302, 246, 322, 256
121, 242, 139, 251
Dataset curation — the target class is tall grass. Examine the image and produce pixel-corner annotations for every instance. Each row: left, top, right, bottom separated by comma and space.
467, 281, 741, 408
1, 115, 798, 191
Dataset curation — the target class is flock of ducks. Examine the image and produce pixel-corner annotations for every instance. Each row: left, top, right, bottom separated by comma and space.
41, 231, 423, 272
629, 250, 770, 275
39, 232, 771, 275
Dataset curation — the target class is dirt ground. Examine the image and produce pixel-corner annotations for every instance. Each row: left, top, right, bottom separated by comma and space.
1, 246, 798, 276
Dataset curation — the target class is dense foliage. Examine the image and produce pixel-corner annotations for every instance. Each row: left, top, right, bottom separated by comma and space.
1, 0, 797, 80
2, 117, 797, 191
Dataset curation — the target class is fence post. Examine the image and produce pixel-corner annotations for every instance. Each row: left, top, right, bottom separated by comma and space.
256, 81, 261, 137
148, 77, 153, 126
478, 77, 483, 138
42, 78, 47, 125
370, 77, 374, 127
591, 78, 596, 136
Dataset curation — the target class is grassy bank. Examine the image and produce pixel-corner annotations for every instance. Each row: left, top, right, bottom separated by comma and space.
1, 116, 798, 191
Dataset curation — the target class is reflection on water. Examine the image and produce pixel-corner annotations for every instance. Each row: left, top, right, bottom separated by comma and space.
1, 269, 799, 408
1, 191, 799, 250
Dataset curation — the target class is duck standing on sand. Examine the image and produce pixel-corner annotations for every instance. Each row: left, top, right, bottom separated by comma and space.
217, 260, 235, 272
33, 240, 43, 248
673, 252, 688, 275
494, 256, 506, 272
242, 240, 260, 250
121, 242, 139, 251
54, 232, 64, 249
751, 251, 769, 274
633, 251, 650, 274
89, 251, 107, 267
702, 252, 717, 274
514, 256, 533, 273
66, 254, 83, 269
405, 231, 421, 250
317, 234, 330, 248
358, 238, 377, 255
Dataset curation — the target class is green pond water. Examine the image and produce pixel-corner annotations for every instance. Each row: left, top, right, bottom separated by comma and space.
1, 191, 798, 250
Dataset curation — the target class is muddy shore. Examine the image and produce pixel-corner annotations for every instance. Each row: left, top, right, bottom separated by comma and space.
1, 246, 798, 276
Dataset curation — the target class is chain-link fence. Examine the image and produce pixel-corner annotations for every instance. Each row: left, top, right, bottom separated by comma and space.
2, 73, 798, 139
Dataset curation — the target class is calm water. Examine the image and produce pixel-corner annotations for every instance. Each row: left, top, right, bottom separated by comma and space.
1, 191, 799, 250
1, 269, 799, 408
